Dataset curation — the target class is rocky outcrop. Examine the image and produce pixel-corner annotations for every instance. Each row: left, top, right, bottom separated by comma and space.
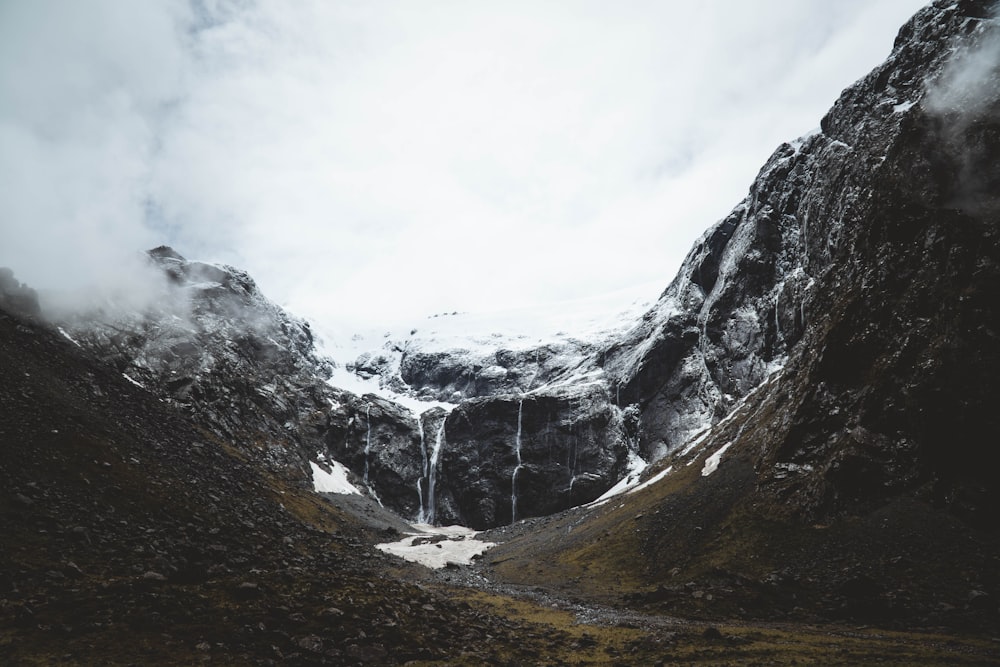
324, 392, 424, 519
742, 0, 1000, 524
52, 248, 338, 477
597, 0, 1000, 472
395, 340, 602, 402
436, 385, 635, 529
0, 268, 40, 317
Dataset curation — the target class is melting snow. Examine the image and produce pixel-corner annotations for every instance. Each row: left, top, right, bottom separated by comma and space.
701, 442, 733, 477
586, 451, 649, 506
310, 460, 362, 495
376, 524, 495, 569
630, 466, 673, 495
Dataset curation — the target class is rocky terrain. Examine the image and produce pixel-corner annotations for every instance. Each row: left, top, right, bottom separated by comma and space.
3, 0, 1000, 663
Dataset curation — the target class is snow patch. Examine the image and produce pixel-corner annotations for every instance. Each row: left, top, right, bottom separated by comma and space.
701, 442, 733, 477
310, 460, 362, 495
121, 373, 145, 389
57, 327, 82, 347
629, 466, 673, 495
587, 451, 648, 506
376, 524, 495, 569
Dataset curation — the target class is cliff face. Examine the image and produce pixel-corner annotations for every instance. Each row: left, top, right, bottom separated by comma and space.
745, 0, 1000, 524
600, 0, 1000, 514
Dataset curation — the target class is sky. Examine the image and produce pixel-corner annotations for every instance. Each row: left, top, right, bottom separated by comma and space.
0, 0, 930, 332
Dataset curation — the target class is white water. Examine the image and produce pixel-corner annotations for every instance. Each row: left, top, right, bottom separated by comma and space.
416, 416, 428, 523
511, 398, 525, 524
426, 416, 448, 525
363, 404, 372, 484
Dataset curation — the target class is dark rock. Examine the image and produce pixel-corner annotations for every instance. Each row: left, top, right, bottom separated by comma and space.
437, 385, 635, 528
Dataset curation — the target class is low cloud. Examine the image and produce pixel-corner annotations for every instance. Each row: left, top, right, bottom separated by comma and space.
922, 7, 1000, 215
1, 1, 929, 329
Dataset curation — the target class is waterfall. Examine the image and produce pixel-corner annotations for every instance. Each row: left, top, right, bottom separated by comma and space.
511, 398, 524, 524
426, 417, 447, 525
363, 404, 372, 484
416, 416, 427, 524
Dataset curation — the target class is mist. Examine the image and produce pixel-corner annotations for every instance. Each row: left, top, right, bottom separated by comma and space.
922, 6, 1000, 215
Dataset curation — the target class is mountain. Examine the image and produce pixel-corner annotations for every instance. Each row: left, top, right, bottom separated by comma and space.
474, 0, 1000, 631
0, 288, 559, 664
333, 0, 1000, 531
3, 0, 1000, 662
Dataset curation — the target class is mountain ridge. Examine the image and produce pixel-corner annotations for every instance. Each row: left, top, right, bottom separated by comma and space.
3, 1, 1000, 662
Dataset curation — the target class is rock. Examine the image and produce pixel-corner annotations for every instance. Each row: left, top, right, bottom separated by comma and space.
968, 590, 995, 611
295, 635, 324, 653
234, 582, 263, 600
437, 385, 635, 528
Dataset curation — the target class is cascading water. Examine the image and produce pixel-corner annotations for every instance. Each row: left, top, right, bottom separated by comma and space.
426, 417, 447, 525
416, 416, 428, 524
511, 398, 525, 524
360, 404, 384, 507
363, 404, 372, 484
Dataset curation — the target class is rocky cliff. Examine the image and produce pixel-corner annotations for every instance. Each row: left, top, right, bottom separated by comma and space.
337, 1, 1000, 528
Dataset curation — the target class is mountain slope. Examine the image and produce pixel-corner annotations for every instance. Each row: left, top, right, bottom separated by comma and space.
0, 295, 621, 665
477, 0, 1000, 630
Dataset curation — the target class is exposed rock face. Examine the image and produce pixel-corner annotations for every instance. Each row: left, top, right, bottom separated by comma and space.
396, 340, 601, 402
324, 392, 424, 519
742, 0, 1000, 524
52, 248, 339, 477
0, 268, 40, 317
598, 0, 1000, 478
437, 385, 635, 529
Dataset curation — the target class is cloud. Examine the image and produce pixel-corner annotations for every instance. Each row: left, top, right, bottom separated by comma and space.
0, 0, 929, 329
922, 6, 1000, 215
0, 0, 190, 298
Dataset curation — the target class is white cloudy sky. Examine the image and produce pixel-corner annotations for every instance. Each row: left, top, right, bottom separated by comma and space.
0, 0, 928, 331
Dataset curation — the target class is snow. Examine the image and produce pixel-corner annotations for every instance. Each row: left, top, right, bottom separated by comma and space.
310, 460, 362, 495
375, 524, 495, 568
678, 428, 712, 458
57, 327, 81, 347
701, 442, 733, 477
629, 465, 673, 495
893, 100, 916, 114
314, 284, 655, 410
121, 373, 145, 389
789, 127, 822, 152
586, 450, 649, 506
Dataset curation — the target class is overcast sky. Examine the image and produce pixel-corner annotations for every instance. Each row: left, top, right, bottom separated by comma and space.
0, 0, 928, 331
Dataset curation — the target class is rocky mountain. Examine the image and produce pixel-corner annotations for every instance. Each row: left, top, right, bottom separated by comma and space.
4, 1, 1000, 661
33, 0, 1000, 533
40, 247, 648, 529
335, 0, 1000, 530
473, 0, 1000, 634
0, 286, 632, 665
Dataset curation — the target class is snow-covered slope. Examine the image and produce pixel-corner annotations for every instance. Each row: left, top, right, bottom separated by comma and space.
321, 284, 654, 404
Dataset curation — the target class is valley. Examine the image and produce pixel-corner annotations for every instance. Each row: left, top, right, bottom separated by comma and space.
3, 0, 1000, 664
